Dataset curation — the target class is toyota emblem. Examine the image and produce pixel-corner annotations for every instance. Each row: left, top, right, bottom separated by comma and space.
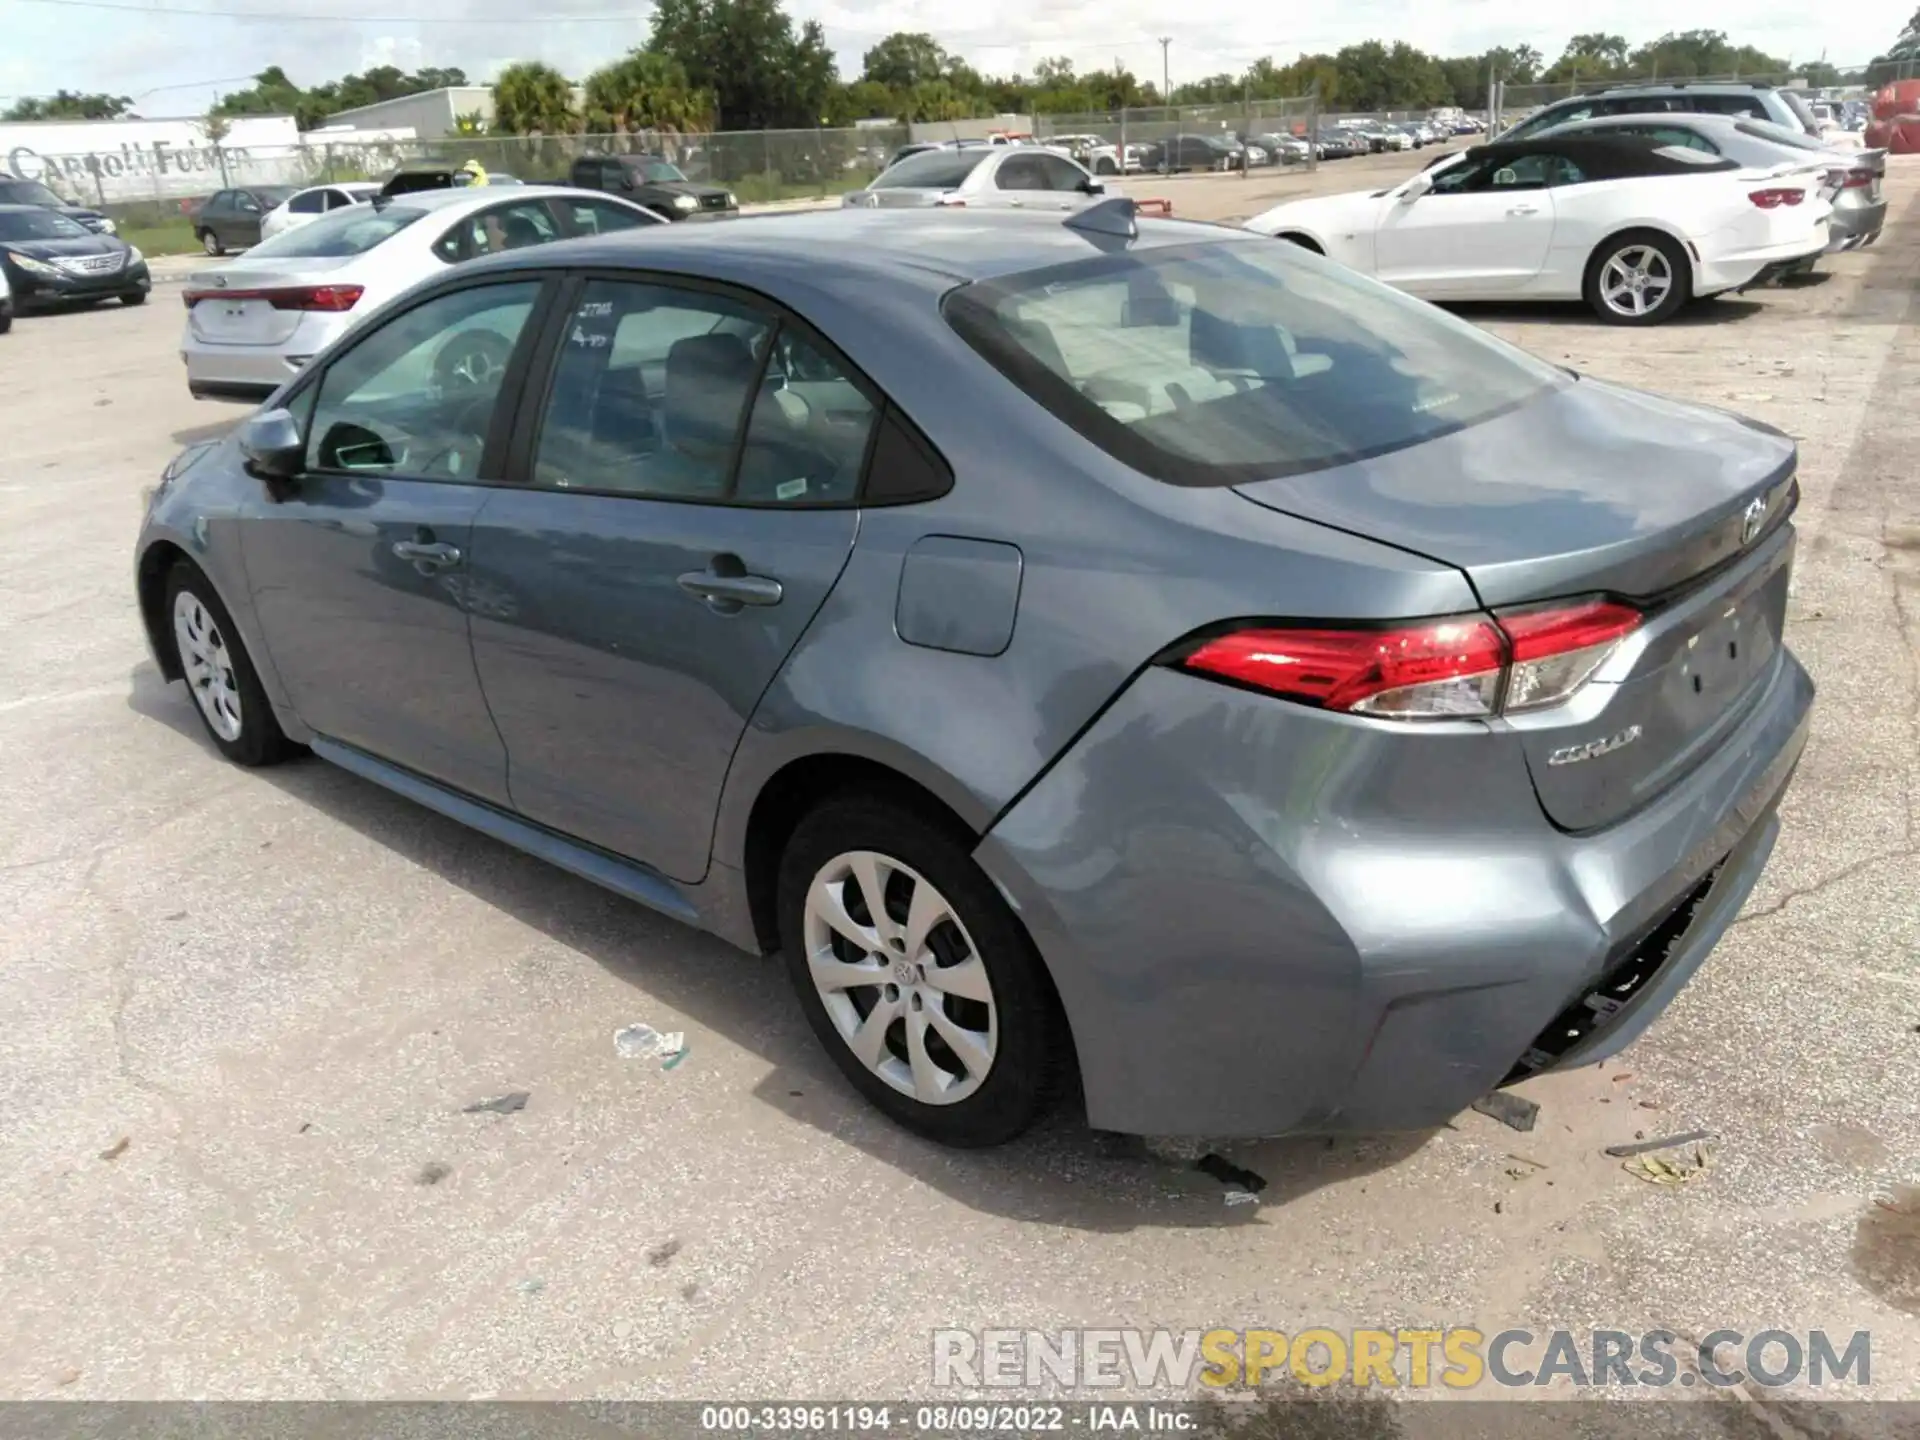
1740, 496, 1767, 545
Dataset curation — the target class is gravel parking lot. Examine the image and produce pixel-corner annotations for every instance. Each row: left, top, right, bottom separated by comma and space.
3, 148, 1917, 1409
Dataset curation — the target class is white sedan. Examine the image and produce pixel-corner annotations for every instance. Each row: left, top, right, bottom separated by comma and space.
182, 185, 664, 402
1244, 133, 1833, 324
258, 182, 381, 242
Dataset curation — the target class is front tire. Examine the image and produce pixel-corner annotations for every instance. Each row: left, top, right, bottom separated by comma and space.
121, 291, 147, 307
164, 562, 297, 767
777, 797, 1063, 1147
1584, 230, 1690, 325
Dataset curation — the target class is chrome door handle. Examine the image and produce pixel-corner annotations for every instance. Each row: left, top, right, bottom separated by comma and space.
392, 539, 461, 567
1507, 204, 1540, 215
677, 570, 783, 611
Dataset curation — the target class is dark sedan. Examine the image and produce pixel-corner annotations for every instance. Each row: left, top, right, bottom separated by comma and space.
0, 205, 151, 310
0, 175, 117, 234
193, 186, 300, 256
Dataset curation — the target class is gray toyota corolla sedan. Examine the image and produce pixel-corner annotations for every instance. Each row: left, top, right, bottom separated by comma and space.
134, 200, 1812, 1147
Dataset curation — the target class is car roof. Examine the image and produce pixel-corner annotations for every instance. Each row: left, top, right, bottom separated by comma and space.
374, 184, 601, 215
459, 206, 1246, 291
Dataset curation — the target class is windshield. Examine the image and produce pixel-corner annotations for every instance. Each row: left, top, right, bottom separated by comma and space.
246, 203, 425, 257
636, 161, 686, 183
1735, 118, 1830, 152
0, 180, 68, 208
871, 149, 987, 189
943, 238, 1568, 486
0, 209, 90, 240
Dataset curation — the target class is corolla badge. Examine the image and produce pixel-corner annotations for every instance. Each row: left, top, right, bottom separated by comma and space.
1741, 496, 1768, 545
1548, 725, 1643, 767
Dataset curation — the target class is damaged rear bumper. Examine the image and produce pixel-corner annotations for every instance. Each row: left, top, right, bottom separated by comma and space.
975, 645, 1812, 1139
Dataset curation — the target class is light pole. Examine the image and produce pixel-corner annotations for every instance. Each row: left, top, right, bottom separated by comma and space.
1160, 37, 1172, 107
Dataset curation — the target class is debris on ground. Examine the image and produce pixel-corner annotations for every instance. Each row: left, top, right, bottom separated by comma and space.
648, 1237, 683, 1267
98, 1137, 129, 1162
1503, 1154, 1548, 1181
616, 1024, 686, 1065
56, 1368, 79, 1387
417, 1161, 452, 1185
1638, 1099, 1662, 1110
1621, 1146, 1714, 1185
516, 1278, 545, 1295
1195, 1153, 1268, 1194
1223, 1190, 1260, 1208
681, 1281, 700, 1300
1611, 1072, 1633, 1083
1605, 1129, 1715, 1158
296, 1122, 312, 1134
462, 1091, 530, 1115
1471, 1092, 1539, 1132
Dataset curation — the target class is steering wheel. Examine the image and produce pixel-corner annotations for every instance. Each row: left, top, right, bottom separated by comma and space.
430, 328, 515, 401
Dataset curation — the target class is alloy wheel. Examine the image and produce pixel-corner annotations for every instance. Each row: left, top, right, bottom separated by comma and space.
1599, 245, 1673, 319
802, 850, 997, 1106
172, 589, 244, 742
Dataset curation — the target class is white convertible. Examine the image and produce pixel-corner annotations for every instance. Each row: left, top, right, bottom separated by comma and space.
1244, 133, 1833, 324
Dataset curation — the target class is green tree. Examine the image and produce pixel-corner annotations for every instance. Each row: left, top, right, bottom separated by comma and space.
1544, 32, 1631, 83
861, 32, 950, 91
583, 50, 714, 135
651, 0, 839, 129
2, 89, 132, 121
491, 60, 579, 135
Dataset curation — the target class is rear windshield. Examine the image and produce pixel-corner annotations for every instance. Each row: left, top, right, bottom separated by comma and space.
943, 239, 1568, 486
872, 149, 987, 190
0, 209, 89, 239
246, 204, 425, 258
1735, 118, 1829, 152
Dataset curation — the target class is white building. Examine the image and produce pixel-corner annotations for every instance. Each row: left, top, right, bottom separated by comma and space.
322, 87, 496, 140
0, 114, 303, 203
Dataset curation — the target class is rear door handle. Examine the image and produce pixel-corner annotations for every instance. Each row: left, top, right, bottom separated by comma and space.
677, 568, 783, 612
392, 539, 462, 568
1507, 204, 1540, 215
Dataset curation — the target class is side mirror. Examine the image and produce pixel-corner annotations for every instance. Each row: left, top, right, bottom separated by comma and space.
240, 408, 305, 481
1081, 177, 1106, 195
1398, 172, 1434, 203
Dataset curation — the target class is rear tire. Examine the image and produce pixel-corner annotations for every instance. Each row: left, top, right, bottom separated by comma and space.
777, 796, 1063, 1147
163, 561, 298, 767
199, 229, 224, 257
1584, 230, 1690, 326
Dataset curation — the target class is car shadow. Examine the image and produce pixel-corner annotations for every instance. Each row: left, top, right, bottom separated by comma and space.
1442, 296, 1767, 328
171, 418, 240, 446
125, 660, 1433, 1233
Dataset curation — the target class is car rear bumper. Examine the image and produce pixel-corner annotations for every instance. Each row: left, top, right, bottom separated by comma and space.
1696, 230, 1831, 296
180, 311, 345, 399
1826, 196, 1887, 251
975, 642, 1813, 1138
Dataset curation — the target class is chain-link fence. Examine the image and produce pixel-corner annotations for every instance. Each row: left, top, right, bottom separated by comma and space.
1034, 96, 1320, 173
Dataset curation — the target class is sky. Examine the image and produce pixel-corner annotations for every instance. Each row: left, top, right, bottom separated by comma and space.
1, 0, 1911, 118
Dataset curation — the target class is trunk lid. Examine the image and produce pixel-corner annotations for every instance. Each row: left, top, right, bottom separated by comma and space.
185, 257, 358, 347
1233, 377, 1798, 831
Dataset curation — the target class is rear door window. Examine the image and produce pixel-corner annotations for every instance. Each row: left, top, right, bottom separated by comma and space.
287, 190, 325, 214
561, 197, 660, 234
995, 155, 1049, 190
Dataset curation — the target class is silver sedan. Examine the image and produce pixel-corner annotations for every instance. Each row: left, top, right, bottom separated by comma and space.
843, 145, 1108, 210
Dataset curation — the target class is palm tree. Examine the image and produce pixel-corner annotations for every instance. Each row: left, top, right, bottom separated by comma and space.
492, 61, 578, 136
582, 49, 714, 143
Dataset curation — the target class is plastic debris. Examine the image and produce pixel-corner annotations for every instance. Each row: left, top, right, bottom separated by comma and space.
1471, 1093, 1539, 1132
1223, 1190, 1260, 1208
660, 1034, 688, 1069
1604, 1129, 1715, 1158
463, 1091, 530, 1115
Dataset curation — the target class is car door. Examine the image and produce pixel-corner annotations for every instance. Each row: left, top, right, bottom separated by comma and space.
985, 153, 1051, 209
464, 276, 871, 882
200, 191, 233, 244
1375, 151, 1559, 297
1032, 151, 1097, 207
228, 190, 268, 246
242, 277, 551, 804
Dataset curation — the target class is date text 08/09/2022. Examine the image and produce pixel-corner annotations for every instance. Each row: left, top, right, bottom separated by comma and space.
699, 1405, 1193, 1434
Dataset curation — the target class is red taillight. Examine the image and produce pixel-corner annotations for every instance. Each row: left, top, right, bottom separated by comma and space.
184, 284, 363, 312
1748, 187, 1805, 209
1842, 168, 1875, 189
1179, 617, 1507, 718
1174, 600, 1642, 721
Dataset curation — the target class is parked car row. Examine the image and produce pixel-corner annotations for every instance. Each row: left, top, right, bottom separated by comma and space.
135, 193, 1816, 1148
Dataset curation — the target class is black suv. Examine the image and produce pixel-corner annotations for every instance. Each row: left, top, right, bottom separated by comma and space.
0, 175, 115, 235
1498, 83, 1822, 145
568, 155, 736, 220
